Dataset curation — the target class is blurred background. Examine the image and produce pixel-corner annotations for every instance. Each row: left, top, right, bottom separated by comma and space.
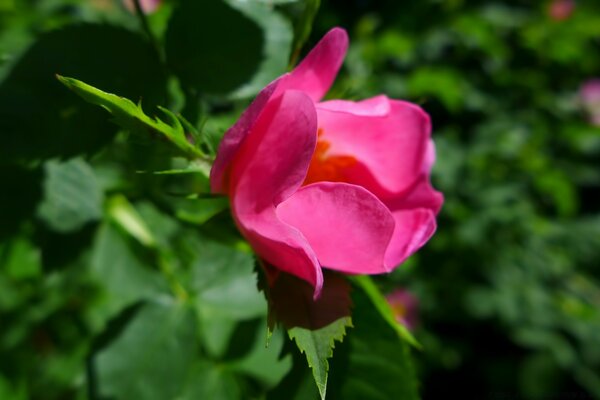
1, 0, 599, 399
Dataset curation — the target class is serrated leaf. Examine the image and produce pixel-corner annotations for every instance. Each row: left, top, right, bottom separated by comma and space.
350, 275, 421, 348
260, 268, 353, 400
289, 316, 352, 400
58, 75, 210, 163
328, 289, 419, 400
37, 158, 103, 233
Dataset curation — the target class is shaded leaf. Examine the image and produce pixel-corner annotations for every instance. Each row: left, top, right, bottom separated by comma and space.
0, 24, 166, 162
0, 165, 43, 241
351, 275, 420, 348
229, 0, 294, 98
88, 223, 167, 328
287, 0, 320, 66
180, 360, 242, 400
328, 289, 420, 400
165, 0, 263, 95
94, 300, 197, 400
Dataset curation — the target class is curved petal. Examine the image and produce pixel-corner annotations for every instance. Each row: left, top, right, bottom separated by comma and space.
318, 95, 390, 116
384, 208, 437, 269
210, 79, 279, 193
277, 27, 348, 102
229, 90, 323, 293
315, 99, 430, 197
238, 209, 323, 297
277, 182, 395, 274
387, 176, 444, 215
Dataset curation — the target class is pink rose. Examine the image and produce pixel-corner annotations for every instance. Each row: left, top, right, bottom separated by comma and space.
580, 79, 600, 126
123, 0, 161, 14
386, 289, 419, 330
210, 28, 443, 297
548, 0, 575, 21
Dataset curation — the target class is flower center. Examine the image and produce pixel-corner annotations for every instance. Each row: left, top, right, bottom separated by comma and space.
303, 128, 357, 185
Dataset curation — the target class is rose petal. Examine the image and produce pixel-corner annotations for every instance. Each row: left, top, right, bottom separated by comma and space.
384, 208, 437, 269
277, 27, 348, 102
277, 182, 395, 274
210, 79, 279, 193
387, 176, 444, 215
229, 90, 323, 293
316, 98, 430, 196
318, 95, 390, 117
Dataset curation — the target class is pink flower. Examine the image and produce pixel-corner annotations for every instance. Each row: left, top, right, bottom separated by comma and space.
386, 289, 419, 330
210, 28, 443, 297
123, 0, 161, 14
548, 0, 575, 21
580, 79, 600, 126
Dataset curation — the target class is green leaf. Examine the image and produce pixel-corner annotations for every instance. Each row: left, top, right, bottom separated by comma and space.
262, 269, 353, 400
189, 237, 267, 320
37, 158, 103, 233
94, 300, 197, 400
165, 0, 294, 98
166, 0, 263, 95
175, 197, 230, 225
88, 223, 167, 328
328, 289, 420, 400
180, 360, 242, 400
289, 317, 351, 400
58, 75, 210, 162
0, 165, 42, 241
177, 235, 266, 357
351, 275, 421, 348
229, 323, 292, 388
106, 195, 158, 248
0, 24, 166, 162
1, 237, 41, 280
228, 0, 294, 98
288, 0, 321, 66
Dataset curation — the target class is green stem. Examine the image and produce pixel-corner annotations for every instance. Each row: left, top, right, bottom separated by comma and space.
158, 252, 189, 302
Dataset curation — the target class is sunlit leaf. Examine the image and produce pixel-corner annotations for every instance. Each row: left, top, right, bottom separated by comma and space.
58, 76, 210, 163
37, 158, 103, 233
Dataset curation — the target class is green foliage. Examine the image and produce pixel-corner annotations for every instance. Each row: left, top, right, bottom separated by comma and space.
328, 289, 419, 400
165, 0, 293, 98
0, 24, 166, 162
58, 76, 210, 163
260, 269, 353, 399
37, 158, 104, 233
93, 301, 198, 400
320, 1, 600, 398
288, 318, 351, 400
3, 0, 599, 399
